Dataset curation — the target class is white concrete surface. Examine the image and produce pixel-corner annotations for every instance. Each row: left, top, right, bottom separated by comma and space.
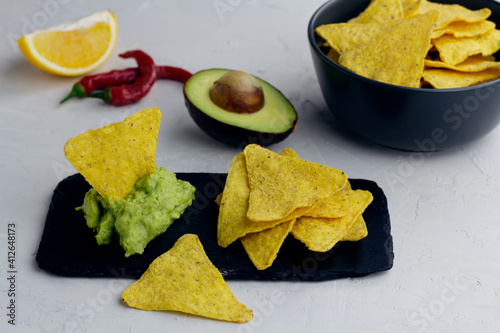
1, 1, 499, 332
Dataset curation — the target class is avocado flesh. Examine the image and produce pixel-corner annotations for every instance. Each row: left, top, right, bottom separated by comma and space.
184, 69, 297, 134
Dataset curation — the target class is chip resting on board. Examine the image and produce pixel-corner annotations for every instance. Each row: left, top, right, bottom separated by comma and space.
217, 153, 284, 248
240, 219, 296, 270
122, 234, 253, 323
244, 144, 347, 223
291, 189, 373, 252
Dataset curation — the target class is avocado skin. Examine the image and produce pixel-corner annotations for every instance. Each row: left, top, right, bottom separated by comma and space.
184, 91, 297, 147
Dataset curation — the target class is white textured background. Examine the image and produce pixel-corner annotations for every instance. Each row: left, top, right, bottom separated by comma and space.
1, 0, 500, 332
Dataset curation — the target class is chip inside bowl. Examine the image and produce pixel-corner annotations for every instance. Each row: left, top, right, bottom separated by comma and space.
315, 0, 500, 89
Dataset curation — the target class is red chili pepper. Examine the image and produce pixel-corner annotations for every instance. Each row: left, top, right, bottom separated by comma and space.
85, 50, 157, 106
60, 65, 192, 104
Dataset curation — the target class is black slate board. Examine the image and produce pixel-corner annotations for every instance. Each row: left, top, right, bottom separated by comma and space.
36, 173, 393, 281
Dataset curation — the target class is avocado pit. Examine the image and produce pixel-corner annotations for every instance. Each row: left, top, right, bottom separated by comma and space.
209, 70, 264, 114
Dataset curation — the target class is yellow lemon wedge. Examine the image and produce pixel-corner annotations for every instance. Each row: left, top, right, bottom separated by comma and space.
17, 10, 118, 76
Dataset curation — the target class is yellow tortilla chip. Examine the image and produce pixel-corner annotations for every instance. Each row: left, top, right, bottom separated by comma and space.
315, 23, 384, 55
326, 48, 340, 63
217, 153, 284, 248
422, 67, 500, 88
431, 19, 496, 39
424, 54, 500, 72
342, 216, 368, 241
244, 144, 347, 223
303, 191, 348, 219
215, 192, 222, 205
279, 147, 345, 219
64, 107, 161, 201
122, 234, 253, 323
401, 0, 423, 17
291, 190, 373, 252
279, 147, 299, 158
291, 216, 348, 252
410, 0, 491, 30
348, 0, 404, 24
339, 11, 438, 87
432, 29, 500, 65
240, 219, 295, 270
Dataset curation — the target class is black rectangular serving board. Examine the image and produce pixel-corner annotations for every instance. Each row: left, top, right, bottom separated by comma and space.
36, 173, 394, 281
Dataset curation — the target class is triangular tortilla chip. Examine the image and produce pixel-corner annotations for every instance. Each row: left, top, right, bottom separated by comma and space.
432, 29, 500, 66
122, 234, 253, 323
303, 193, 346, 219
410, 0, 491, 30
430, 19, 495, 39
291, 189, 373, 252
342, 216, 368, 241
240, 219, 295, 270
217, 153, 284, 248
64, 107, 161, 201
424, 54, 500, 72
348, 0, 404, 24
291, 216, 349, 252
422, 67, 500, 88
338, 11, 438, 87
244, 144, 347, 223
315, 23, 384, 55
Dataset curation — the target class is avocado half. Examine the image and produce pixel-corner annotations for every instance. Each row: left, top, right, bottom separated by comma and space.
184, 69, 297, 147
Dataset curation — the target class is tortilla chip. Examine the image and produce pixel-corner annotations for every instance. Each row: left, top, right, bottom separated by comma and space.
342, 216, 368, 241
326, 48, 340, 63
291, 189, 373, 252
240, 219, 295, 270
64, 107, 161, 201
424, 54, 500, 72
339, 11, 438, 87
279, 147, 346, 219
315, 23, 384, 55
215, 193, 222, 206
291, 216, 348, 252
122, 234, 253, 323
431, 19, 496, 39
348, 0, 404, 24
244, 144, 347, 223
401, 0, 423, 17
422, 67, 500, 88
217, 153, 284, 248
410, 0, 491, 30
279, 147, 299, 158
432, 29, 500, 65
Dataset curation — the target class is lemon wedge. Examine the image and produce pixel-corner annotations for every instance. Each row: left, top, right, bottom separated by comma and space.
17, 10, 118, 76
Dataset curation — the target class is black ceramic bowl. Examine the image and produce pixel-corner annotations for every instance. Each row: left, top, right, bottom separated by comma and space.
308, 0, 500, 151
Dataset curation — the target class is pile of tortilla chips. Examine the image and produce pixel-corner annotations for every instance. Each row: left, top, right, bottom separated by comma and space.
122, 234, 253, 323
217, 144, 373, 270
316, 0, 500, 89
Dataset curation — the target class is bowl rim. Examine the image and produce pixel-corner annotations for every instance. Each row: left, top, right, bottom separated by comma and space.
307, 0, 500, 93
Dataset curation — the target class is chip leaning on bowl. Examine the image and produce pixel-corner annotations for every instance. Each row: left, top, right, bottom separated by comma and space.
315, 0, 500, 89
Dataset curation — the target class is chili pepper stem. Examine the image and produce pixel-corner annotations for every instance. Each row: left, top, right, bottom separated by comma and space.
60, 83, 87, 104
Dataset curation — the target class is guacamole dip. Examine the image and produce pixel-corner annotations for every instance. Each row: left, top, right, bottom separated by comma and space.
77, 167, 196, 257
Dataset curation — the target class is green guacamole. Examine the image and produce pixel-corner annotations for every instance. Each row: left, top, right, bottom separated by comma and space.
77, 167, 196, 257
